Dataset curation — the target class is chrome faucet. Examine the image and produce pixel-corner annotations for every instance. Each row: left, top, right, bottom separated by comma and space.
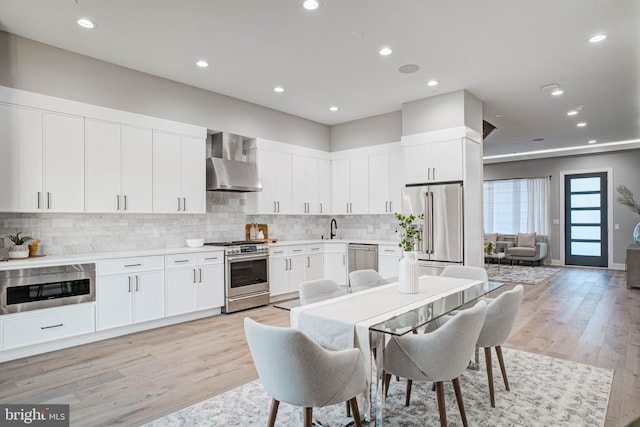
330, 218, 338, 239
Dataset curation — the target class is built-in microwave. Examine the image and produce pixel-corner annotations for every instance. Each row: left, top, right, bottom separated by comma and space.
0, 264, 95, 314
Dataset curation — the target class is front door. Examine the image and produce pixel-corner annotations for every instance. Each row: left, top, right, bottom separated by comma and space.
564, 172, 608, 267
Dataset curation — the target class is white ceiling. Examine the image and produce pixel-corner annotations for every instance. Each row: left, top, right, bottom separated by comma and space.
0, 0, 638, 156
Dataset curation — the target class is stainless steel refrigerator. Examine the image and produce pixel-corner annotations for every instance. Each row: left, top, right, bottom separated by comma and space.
401, 182, 464, 274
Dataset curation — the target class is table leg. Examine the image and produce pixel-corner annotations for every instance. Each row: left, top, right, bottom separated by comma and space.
371, 329, 387, 426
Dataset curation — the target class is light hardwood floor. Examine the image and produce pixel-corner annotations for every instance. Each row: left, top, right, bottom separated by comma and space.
0, 267, 638, 426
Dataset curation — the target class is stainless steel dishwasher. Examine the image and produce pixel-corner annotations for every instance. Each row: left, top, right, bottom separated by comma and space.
348, 243, 378, 274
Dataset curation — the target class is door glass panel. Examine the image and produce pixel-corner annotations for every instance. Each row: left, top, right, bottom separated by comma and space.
571, 226, 601, 240
571, 242, 601, 257
570, 177, 600, 192
570, 194, 601, 208
571, 210, 601, 224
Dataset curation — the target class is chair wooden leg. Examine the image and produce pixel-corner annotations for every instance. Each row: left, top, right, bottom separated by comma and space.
384, 372, 391, 397
484, 346, 496, 408
405, 379, 413, 406
349, 397, 363, 427
496, 345, 510, 391
435, 381, 447, 427
346, 401, 351, 417
267, 399, 279, 427
304, 407, 313, 427
452, 377, 468, 427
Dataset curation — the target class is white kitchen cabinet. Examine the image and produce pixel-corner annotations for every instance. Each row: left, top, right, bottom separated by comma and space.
305, 243, 324, 281
403, 138, 463, 184
0, 106, 84, 213
250, 148, 292, 214
292, 155, 320, 214
96, 256, 165, 331
153, 131, 206, 213
378, 244, 402, 278
86, 119, 153, 213
165, 252, 224, 315
331, 156, 368, 214
323, 242, 348, 286
2, 304, 95, 350
269, 245, 306, 296
0, 103, 43, 212
318, 159, 331, 214
369, 149, 403, 214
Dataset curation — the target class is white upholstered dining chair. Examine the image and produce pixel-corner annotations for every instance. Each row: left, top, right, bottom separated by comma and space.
298, 278, 341, 305
383, 300, 487, 427
349, 269, 384, 286
244, 317, 367, 427
440, 265, 488, 282
476, 284, 524, 407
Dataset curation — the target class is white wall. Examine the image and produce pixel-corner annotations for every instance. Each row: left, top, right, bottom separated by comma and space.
402, 90, 483, 136
330, 111, 402, 152
0, 31, 330, 151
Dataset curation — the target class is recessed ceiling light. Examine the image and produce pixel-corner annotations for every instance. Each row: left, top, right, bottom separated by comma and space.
577, 122, 587, 127
398, 64, 419, 74
589, 34, 607, 43
379, 47, 392, 56
77, 18, 95, 29
273, 86, 285, 93
495, 114, 503, 118
427, 80, 439, 87
303, 0, 320, 10
329, 106, 339, 112
196, 60, 209, 68
588, 139, 597, 144
551, 88, 564, 96
567, 110, 579, 116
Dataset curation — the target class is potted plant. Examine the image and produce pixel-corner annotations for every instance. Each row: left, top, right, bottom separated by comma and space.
616, 185, 640, 246
6, 232, 33, 259
486, 241, 495, 255
395, 213, 424, 252
395, 213, 424, 294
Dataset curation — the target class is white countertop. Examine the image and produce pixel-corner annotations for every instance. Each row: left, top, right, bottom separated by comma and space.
269, 239, 399, 247
0, 246, 224, 270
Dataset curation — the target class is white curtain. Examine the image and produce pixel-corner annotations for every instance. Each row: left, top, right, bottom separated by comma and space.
484, 177, 550, 236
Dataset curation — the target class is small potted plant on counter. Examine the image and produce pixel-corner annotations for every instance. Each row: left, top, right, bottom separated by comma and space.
6, 232, 33, 259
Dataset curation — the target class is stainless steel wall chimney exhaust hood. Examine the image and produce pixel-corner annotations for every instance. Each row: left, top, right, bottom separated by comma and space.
206, 133, 262, 192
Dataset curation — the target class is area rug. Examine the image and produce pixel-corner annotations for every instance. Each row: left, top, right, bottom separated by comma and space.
486, 264, 561, 285
143, 348, 612, 427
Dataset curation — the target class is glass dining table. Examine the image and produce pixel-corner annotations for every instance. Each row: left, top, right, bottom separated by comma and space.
278, 276, 505, 426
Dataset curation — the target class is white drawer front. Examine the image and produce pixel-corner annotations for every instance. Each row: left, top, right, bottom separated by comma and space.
379, 245, 402, 256
324, 242, 346, 253
97, 256, 164, 275
165, 254, 197, 269
270, 245, 305, 257
305, 244, 324, 253
3, 304, 95, 350
196, 252, 224, 265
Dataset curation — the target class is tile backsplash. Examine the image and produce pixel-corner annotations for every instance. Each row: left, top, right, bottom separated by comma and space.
0, 192, 399, 256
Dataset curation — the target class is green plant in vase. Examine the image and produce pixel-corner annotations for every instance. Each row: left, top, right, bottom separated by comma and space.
486, 241, 495, 255
395, 212, 424, 252
6, 232, 33, 259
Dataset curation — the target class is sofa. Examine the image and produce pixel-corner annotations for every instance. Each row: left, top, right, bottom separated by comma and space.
484, 232, 549, 266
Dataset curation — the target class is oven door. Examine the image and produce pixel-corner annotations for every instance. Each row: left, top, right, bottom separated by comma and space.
226, 254, 269, 298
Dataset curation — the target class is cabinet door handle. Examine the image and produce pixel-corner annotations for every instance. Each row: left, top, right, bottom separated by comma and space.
320, 202, 323, 213
273, 201, 277, 213
433, 168, 436, 180
174, 259, 190, 263
178, 197, 181, 212
389, 201, 392, 212
346, 203, 349, 213
384, 249, 396, 253
47, 192, 51, 209
135, 275, 139, 292
124, 263, 142, 267
277, 201, 280, 212
428, 167, 431, 181
182, 197, 186, 211
37, 192, 41, 209
199, 268, 202, 283
385, 201, 388, 212
273, 250, 284, 255
128, 276, 132, 292
204, 257, 218, 261
40, 323, 63, 330
343, 254, 346, 265
124, 195, 128, 211
307, 256, 310, 268
117, 195, 121, 210
193, 269, 197, 283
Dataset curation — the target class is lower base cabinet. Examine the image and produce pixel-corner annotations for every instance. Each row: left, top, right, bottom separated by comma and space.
378, 245, 401, 278
165, 253, 224, 316
2, 304, 95, 350
323, 243, 348, 286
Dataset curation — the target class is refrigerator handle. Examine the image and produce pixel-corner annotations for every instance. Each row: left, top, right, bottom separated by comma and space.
429, 191, 435, 254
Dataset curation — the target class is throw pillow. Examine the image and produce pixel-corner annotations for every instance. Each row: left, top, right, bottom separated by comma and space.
517, 232, 536, 248
484, 233, 498, 245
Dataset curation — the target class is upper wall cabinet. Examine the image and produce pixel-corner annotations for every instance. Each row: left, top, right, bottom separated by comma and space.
368, 149, 403, 214
86, 119, 153, 213
292, 155, 331, 214
249, 148, 292, 214
331, 156, 369, 214
0, 104, 84, 213
402, 137, 463, 185
152, 131, 206, 214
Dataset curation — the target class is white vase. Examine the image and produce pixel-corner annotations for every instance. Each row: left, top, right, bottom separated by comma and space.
8, 244, 29, 259
398, 251, 419, 294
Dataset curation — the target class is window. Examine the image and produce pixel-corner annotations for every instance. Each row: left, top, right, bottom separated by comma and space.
483, 177, 550, 235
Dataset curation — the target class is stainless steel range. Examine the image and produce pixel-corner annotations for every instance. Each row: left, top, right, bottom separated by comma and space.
204, 241, 269, 313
